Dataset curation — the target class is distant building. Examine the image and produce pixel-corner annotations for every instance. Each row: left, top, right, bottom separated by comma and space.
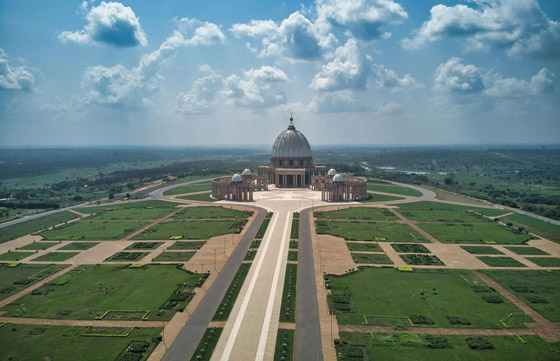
211, 115, 367, 202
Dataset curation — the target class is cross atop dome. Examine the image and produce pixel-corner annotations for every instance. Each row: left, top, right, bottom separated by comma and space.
288, 113, 295, 130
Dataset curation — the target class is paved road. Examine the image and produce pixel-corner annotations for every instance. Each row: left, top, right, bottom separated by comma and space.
149, 177, 214, 199
295, 208, 323, 361
161, 207, 266, 361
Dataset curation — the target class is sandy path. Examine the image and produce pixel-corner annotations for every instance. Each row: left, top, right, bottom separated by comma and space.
388, 208, 441, 244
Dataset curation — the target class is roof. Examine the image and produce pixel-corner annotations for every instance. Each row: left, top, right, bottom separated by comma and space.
271, 118, 312, 158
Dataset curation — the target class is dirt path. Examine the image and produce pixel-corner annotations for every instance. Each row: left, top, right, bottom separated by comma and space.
0, 316, 167, 328
473, 271, 560, 342
120, 207, 184, 242
338, 324, 537, 336
388, 208, 441, 244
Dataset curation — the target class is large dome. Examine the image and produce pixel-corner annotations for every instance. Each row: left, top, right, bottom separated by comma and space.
271, 119, 312, 158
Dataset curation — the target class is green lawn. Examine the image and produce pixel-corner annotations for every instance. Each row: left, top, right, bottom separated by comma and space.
213, 263, 251, 321
125, 242, 163, 250
244, 250, 257, 260
288, 251, 298, 262
17, 241, 59, 250
475, 209, 514, 217
397, 201, 488, 211
190, 327, 222, 361
316, 221, 428, 242
289, 240, 298, 249
0, 211, 80, 243
400, 254, 444, 266
132, 220, 246, 240
347, 242, 383, 252
58, 242, 100, 250
274, 329, 294, 361
174, 206, 252, 219
481, 270, 560, 321
397, 209, 490, 223
280, 264, 297, 322
526, 257, 560, 267
367, 183, 422, 197
391, 244, 431, 253
153, 251, 195, 262
337, 332, 559, 361
255, 218, 271, 239
38, 220, 149, 240
168, 241, 206, 250
327, 268, 528, 328
500, 213, 560, 242
417, 223, 533, 244
0, 263, 67, 301
291, 218, 299, 239
315, 207, 398, 221
104, 252, 148, 262
477, 257, 527, 268
504, 246, 549, 255
86, 207, 175, 220
351, 253, 393, 264
162, 181, 212, 196
0, 324, 162, 361
31, 252, 79, 262
76, 200, 179, 213
360, 193, 405, 203
1, 264, 206, 321
0, 251, 35, 261
461, 246, 505, 255
177, 192, 217, 202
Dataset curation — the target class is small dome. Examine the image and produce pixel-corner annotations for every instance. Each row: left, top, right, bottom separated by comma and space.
333, 174, 344, 183
328, 168, 337, 176
232, 174, 242, 183
242, 168, 252, 176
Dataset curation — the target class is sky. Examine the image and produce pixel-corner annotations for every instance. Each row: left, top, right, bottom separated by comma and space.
0, 0, 559, 147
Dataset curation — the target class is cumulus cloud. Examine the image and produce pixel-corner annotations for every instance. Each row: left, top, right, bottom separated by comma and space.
0, 49, 41, 92
373, 64, 420, 91
403, 0, 560, 59
434, 57, 557, 98
231, 12, 334, 60
176, 73, 224, 114
59, 1, 148, 47
308, 91, 370, 113
81, 19, 225, 108
376, 102, 402, 115
222, 66, 288, 108
316, 0, 408, 40
310, 39, 370, 92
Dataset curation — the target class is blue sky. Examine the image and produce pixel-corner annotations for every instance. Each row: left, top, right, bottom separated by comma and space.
1, 0, 559, 146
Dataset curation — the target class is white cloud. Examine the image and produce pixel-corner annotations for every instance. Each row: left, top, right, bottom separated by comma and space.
403, 0, 560, 59
176, 73, 223, 114
81, 19, 224, 108
222, 66, 289, 108
373, 64, 420, 91
0, 49, 41, 92
316, 0, 408, 40
231, 12, 334, 60
59, 1, 148, 47
310, 39, 370, 92
434, 57, 485, 94
485, 68, 557, 97
308, 91, 370, 113
376, 102, 402, 115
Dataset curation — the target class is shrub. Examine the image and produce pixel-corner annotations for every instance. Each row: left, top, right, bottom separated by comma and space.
409, 314, 434, 325
446, 316, 471, 325
465, 337, 494, 350
471, 286, 495, 293
424, 335, 452, 349
481, 295, 504, 303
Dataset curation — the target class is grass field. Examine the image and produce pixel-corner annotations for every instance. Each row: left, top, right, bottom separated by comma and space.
244, 250, 257, 260
315, 207, 398, 221
177, 192, 217, 202
288, 250, 298, 261
104, 251, 148, 262
168, 241, 206, 250
347, 242, 383, 252
289, 240, 298, 249
17, 241, 59, 250
291, 218, 299, 239
367, 183, 422, 197
255, 218, 271, 239
500, 213, 560, 242
280, 264, 297, 322
76, 200, 179, 213
0, 211, 80, 243
504, 246, 549, 255
337, 332, 559, 361
351, 253, 393, 264
417, 223, 533, 244
38, 220, 149, 240
152, 251, 195, 262
391, 244, 431, 253
398, 201, 488, 211
0, 324, 162, 361
398, 209, 490, 223
360, 193, 405, 203
0, 251, 34, 261
526, 257, 560, 267
1, 264, 205, 321
274, 329, 294, 361
58, 242, 99, 250
475, 209, 514, 217
174, 206, 252, 220
477, 257, 527, 267
481, 270, 560, 321
31, 252, 79, 262
86, 207, 175, 220
125, 242, 163, 250
213, 263, 251, 321
162, 181, 212, 196
0, 263, 67, 301
460, 246, 505, 255
190, 327, 223, 361
132, 220, 246, 240
327, 268, 528, 328
316, 221, 428, 242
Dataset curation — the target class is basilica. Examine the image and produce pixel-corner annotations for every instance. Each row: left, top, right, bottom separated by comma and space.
211, 115, 367, 202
